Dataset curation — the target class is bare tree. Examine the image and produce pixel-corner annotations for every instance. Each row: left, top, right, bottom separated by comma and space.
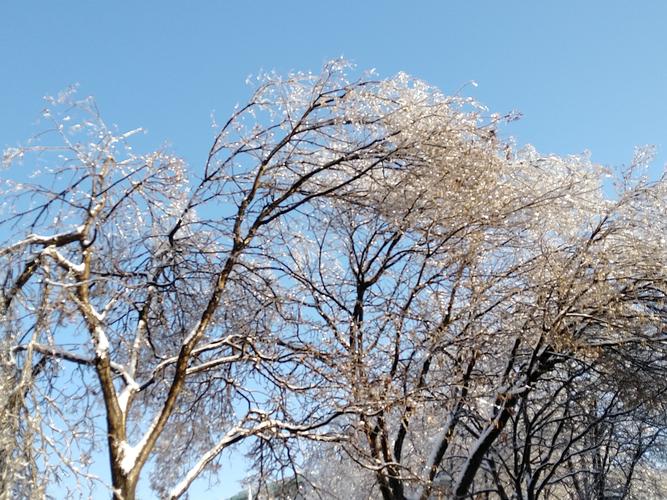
2, 63, 667, 500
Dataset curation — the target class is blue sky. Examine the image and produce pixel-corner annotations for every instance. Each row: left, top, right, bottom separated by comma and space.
2, 1, 666, 498
3, 2, 666, 170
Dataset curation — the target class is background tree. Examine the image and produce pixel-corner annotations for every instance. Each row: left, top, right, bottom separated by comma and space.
258, 83, 667, 498
299, 158, 667, 498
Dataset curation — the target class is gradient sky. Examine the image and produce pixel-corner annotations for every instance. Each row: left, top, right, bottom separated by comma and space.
2, 1, 666, 498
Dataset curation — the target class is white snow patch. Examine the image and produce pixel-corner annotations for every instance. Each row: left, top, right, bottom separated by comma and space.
182, 321, 201, 346
94, 326, 109, 359
119, 441, 139, 474
117, 382, 139, 414
42, 246, 85, 274
91, 307, 106, 322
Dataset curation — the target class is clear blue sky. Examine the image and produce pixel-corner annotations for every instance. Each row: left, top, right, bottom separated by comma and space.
2, 1, 666, 498
3, 1, 666, 170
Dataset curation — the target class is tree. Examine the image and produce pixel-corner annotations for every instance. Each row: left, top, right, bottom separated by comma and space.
293, 146, 667, 498
297, 144, 667, 500
0, 337, 45, 499
2, 62, 667, 499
